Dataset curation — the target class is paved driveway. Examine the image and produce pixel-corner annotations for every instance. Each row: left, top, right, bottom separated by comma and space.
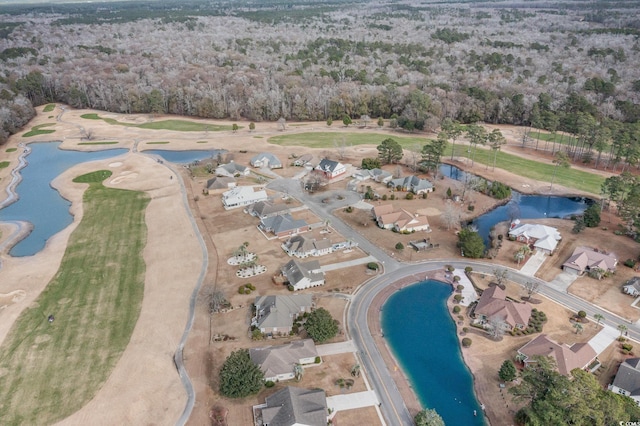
326, 390, 380, 414
520, 251, 547, 276
316, 340, 357, 356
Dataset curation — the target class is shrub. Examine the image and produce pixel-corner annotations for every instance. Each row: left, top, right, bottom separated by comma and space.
465, 266, 473, 273
382, 194, 388, 201
247, 283, 256, 291
406, 192, 414, 200
395, 242, 404, 250
367, 262, 379, 270
624, 259, 637, 268
462, 338, 472, 347
315, 356, 321, 364
454, 294, 463, 302
390, 194, 395, 200
623, 343, 634, 352
456, 285, 464, 292
287, 284, 295, 291
578, 310, 587, 319
467, 204, 475, 211
446, 265, 455, 272
462, 327, 469, 333
345, 206, 353, 213
238, 286, 245, 294
453, 305, 461, 314
453, 275, 461, 282
265, 380, 275, 388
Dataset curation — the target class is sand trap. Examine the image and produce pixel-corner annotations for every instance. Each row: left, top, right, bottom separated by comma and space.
109, 172, 138, 185
0, 290, 27, 308
416, 207, 442, 216
109, 162, 123, 168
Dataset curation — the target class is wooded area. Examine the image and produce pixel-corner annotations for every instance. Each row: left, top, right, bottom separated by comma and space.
1, 0, 639, 147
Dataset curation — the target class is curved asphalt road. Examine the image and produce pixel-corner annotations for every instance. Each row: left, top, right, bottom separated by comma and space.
266, 179, 640, 426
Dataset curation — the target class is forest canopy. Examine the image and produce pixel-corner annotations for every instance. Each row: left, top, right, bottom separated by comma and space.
1, 0, 639, 146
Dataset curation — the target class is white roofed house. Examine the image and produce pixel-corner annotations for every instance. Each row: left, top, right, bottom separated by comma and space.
252, 294, 314, 335
508, 222, 562, 255
281, 259, 325, 291
315, 158, 346, 179
221, 186, 268, 209
251, 152, 283, 169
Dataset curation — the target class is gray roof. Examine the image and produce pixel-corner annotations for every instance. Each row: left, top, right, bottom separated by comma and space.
250, 339, 318, 379
317, 158, 341, 173
284, 235, 332, 255
251, 152, 282, 167
254, 295, 313, 330
282, 259, 323, 287
262, 386, 327, 426
206, 176, 235, 189
613, 358, 640, 395
389, 175, 433, 192
261, 214, 308, 235
249, 200, 291, 218
217, 162, 247, 175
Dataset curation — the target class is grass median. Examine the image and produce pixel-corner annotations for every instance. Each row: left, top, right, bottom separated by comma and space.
0, 170, 149, 425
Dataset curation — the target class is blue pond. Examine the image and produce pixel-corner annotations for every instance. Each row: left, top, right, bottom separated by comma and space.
142, 149, 225, 164
439, 164, 592, 243
0, 142, 126, 257
382, 280, 485, 425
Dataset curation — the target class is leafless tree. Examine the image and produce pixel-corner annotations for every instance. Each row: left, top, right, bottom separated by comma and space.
487, 316, 508, 340
493, 268, 509, 287
334, 136, 349, 161
522, 281, 540, 300
441, 201, 462, 231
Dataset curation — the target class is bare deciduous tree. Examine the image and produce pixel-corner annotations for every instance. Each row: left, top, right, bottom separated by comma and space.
441, 201, 462, 231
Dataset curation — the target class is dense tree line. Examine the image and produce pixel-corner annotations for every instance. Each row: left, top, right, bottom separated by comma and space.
0, 0, 639, 147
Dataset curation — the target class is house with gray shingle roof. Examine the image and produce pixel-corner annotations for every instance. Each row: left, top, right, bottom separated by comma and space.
352, 168, 393, 184
215, 161, 249, 177
206, 176, 236, 190
293, 154, 313, 167
253, 295, 313, 335
609, 358, 640, 405
388, 175, 433, 195
281, 259, 325, 291
260, 214, 310, 238
247, 200, 292, 219
282, 235, 333, 258
251, 152, 282, 169
250, 339, 318, 382
623, 277, 640, 297
260, 386, 328, 426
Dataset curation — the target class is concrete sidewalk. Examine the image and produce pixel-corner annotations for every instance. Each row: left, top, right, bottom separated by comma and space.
520, 251, 547, 276
316, 340, 357, 356
327, 390, 379, 415
320, 255, 378, 272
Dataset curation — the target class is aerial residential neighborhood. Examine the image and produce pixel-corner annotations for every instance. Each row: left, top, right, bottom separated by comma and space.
0, 1, 640, 425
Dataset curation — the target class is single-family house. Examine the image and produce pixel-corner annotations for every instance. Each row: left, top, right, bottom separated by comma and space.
352, 168, 393, 184
251, 152, 282, 169
508, 221, 562, 255
206, 176, 236, 190
562, 246, 618, 276
293, 154, 313, 167
246, 200, 291, 219
517, 334, 597, 376
252, 295, 314, 335
315, 159, 346, 179
260, 214, 310, 238
250, 339, 318, 382
282, 235, 333, 258
371, 204, 431, 233
222, 186, 268, 209
215, 161, 250, 178
388, 175, 434, 195
281, 259, 325, 291
473, 285, 532, 330
260, 386, 328, 426
623, 277, 640, 297
608, 358, 640, 405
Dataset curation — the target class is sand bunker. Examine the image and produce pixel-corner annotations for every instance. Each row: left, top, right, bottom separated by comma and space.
110, 172, 138, 185
109, 162, 123, 168
0, 290, 27, 308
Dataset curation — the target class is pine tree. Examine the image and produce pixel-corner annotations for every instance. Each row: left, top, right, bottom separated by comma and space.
499, 359, 517, 382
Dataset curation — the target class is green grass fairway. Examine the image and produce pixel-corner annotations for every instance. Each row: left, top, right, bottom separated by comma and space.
22, 123, 56, 138
147, 141, 170, 144
5, 148, 17, 152
42, 104, 56, 113
530, 130, 578, 147
0, 161, 9, 169
269, 132, 426, 149
0, 170, 149, 425
80, 113, 234, 132
448, 145, 604, 195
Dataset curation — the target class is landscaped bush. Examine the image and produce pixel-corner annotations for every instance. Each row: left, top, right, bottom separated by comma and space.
287, 284, 294, 291
238, 286, 245, 294
344, 206, 353, 213
453, 275, 461, 282
406, 193, 414, 200
446, 265, 455, 272
367, 262, 379, 270
462, 338, 472, 347
467, 204, 475, 211
315, 356, 321, 364
453, 306, 461, 314
625, 259, 637, 268
395, 242, 404, 250
454, 294, 463, 303
578, 310, 587, 319
622, 343, 634, 352
456, 285, 464, 292
382, 194, 388, 201
464, 266, 473, 273
265, 380, 275, 388
246, 283, 256, 291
